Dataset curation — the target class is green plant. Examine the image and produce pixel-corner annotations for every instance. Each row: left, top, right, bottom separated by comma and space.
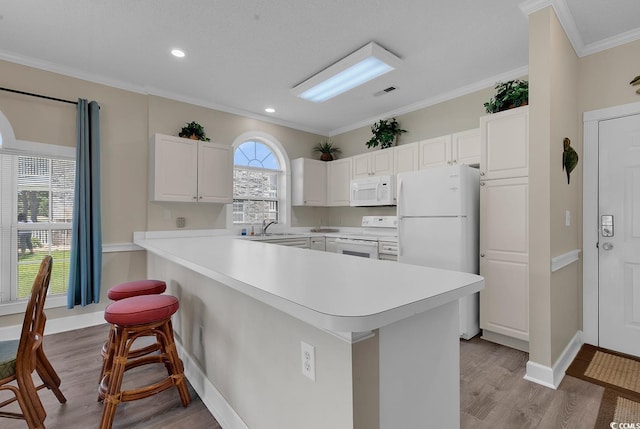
312, 141, 341, 161
178, 121, 211, 141
365, 118, 407, 149
484, 80, 529, 114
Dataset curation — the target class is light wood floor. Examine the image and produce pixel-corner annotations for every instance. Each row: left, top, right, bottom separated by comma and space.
1, 325, 603, 428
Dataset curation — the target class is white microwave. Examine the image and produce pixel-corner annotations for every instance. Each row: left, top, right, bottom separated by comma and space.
350, 175, 394, 206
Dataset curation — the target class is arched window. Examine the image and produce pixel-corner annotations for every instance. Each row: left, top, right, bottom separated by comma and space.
0, 110, 76, 308
232, 135, 288, 226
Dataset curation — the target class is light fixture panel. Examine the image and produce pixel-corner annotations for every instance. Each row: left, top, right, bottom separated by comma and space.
292, 42, 401, 103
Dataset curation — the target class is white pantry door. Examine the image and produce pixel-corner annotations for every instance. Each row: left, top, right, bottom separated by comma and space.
599, 113, 640, 356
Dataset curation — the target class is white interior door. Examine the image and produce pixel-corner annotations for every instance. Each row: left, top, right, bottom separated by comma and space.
599, 113, 640, 356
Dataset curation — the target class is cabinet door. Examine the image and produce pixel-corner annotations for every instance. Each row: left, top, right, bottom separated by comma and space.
418, 135, 452, 169
452, 128, 480, 165
371, 148, 394, 176
310, 237, 326, 251
327, 158, 352, 206
325, 237, 338, 253
394, 143, 418, 174
198, 142, 233, 203
291, 158, 327, 206
480, 106, 529, 180
352, 153, 371, 178
150, 134, 198, 202
479, 177, 529, 341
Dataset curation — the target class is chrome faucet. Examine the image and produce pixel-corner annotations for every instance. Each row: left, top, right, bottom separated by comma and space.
262, 219, 277, 235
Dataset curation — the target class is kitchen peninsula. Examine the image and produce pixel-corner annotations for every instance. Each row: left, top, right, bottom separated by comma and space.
134, 231, 484, 429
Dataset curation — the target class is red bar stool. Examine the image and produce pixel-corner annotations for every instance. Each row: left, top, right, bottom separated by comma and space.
99, 294, 191, 429
98, 280, 166, 398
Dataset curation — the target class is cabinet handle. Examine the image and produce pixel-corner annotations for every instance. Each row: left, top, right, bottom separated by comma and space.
480, 182, 485, 186
193, 196, 198, 200
480, 253, 485, 257
480, 171, 485, 176
199, 196, 203, 199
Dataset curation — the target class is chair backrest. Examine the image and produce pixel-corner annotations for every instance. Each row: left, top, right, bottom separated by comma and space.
17, 256, 53, 365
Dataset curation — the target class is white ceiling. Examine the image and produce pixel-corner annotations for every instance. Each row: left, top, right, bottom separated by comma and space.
0, 0, 639, 136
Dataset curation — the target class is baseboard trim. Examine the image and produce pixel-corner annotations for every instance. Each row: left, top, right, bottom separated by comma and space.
524, 330, 583, 389
175, 341, 249, 429
481, 330, 529, 352
0, 310, 105, 340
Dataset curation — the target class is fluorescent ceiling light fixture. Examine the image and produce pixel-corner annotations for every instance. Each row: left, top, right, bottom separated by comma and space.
291, 42, 401, 103
265, 107, 275, 113
171, 49, 185, 58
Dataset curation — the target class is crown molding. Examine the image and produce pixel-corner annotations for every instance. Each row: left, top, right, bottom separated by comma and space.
328, 65, 529, 137
0, 50, 326, 137
519, 0, 640, 58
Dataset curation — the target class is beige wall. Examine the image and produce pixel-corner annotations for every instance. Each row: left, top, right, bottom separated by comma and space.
528, 6, 581, 367
0, 59, 326, 328
332, 86, 496, 158
579, 39, 640, 113
548, 9, 580, 364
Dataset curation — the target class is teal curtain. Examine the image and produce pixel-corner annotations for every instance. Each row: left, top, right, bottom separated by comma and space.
67, 99, 102, 308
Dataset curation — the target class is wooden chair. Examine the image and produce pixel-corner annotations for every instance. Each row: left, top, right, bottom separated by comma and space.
0, 256, 67, 428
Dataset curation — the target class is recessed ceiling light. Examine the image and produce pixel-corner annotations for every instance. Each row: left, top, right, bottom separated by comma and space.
265, 108, 275, 113
171, 49, 185, 58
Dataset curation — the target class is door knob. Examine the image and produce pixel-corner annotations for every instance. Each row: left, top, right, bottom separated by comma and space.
602, 242, 614, 251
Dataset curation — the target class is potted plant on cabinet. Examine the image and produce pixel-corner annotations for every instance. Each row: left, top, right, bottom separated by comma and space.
483, 79, 529, 114
312, 141, 341, 161
178, 121, 211, 141
365, 118, 407, 149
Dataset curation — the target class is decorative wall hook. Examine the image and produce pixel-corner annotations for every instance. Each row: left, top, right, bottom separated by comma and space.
562, 137, 578, 184
631, 74, 640, 94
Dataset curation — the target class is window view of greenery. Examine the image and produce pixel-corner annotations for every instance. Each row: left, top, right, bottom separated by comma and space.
233, 141, 280, 225
16, 156, 74, 299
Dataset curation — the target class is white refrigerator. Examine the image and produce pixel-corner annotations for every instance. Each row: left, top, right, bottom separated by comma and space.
397, 164, 480, 339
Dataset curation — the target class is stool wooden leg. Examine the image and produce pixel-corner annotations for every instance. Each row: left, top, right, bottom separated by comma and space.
98, 324, 116, 402
99, 326, 128, 429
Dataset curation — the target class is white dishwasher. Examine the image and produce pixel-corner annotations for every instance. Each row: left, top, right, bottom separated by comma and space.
335, 237, 379, 259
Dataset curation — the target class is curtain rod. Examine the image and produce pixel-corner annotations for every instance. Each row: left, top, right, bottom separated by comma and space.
0, 86, 78, 106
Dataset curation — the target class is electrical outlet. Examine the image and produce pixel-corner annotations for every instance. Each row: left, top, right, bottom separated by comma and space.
301, 341, 316, 381
176, 217, 186, 228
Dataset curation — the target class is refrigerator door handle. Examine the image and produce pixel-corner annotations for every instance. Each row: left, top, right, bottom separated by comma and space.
397, 176, 403, 215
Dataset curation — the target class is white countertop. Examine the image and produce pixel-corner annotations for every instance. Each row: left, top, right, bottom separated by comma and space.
134, 232, 483, 336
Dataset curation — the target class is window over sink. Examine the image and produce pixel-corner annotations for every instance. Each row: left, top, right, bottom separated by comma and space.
231, 133, 289, 226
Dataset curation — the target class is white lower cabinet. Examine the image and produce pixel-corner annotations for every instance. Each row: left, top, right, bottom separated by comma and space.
325, 237, 338, 253
265, 237, 310, 248
479, 177, 529, 347
310, 236, 326, 251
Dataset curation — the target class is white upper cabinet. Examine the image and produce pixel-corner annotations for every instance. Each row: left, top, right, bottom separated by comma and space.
480, 106, 529, 180
352, 147, 394, 178
418, 135, 452, 169
393, 143, 419, 174
197, 141, 234, 203
150, 133, 232, 203
291, 158, 327, 206
418, 129, 480, 170
327, 158, 352, 206
452, 128, 481, 166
